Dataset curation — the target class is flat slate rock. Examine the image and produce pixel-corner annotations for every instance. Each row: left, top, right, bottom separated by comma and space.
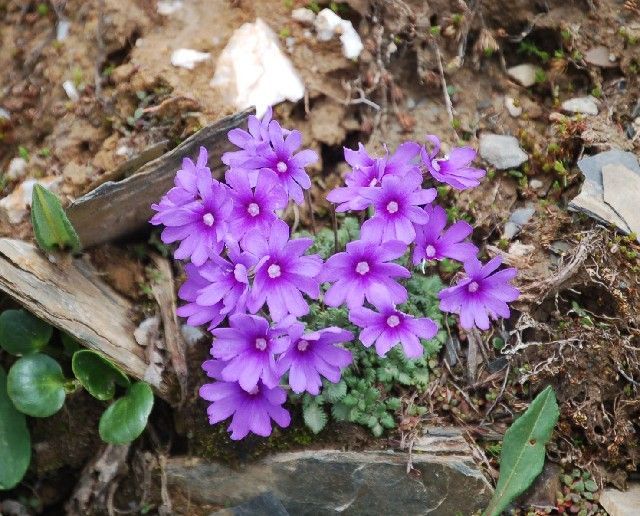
167, 429, 492, 515
600, 483, 640, 516
602, 164, 640, 236
569, 150, 640, 238
211, 492, 289, 516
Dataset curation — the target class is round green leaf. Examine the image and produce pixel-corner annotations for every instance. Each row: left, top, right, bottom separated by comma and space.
0, 366, 31, 490
7, 354, 66, 417
99, 382, 154, 444
72, 350, 130, 401
0, 309, 53, 356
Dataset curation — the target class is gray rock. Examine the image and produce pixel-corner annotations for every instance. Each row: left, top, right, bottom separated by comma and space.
561, 96, 599, 116
507, 64, 537, 87
602, 164, 640, 236
576, 150, 640, 192
167, 437, 492, 515
291, 8, 316, 25
584, 46, 617, 68
479, 134, 528, 170
600, 482, 640, 516
503, 206, 535, 240
569, 150, 640, 238
211, 492, 289, 516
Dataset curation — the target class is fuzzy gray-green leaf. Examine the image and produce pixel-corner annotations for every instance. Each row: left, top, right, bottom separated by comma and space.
31, 184, 81, 253
303, 402, 328, 434
485, 385, 559, 516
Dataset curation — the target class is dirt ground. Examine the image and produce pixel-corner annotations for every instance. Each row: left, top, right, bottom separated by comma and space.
1, 0, 640, 514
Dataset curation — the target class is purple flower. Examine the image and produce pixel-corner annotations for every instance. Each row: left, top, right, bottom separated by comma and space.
349, 299, 438, 358
439, 256, 519, 330
277, 323, 353, 395
251, 120, 318, 204
421, 135, 485, 190
211, 314, 289, 391
174, 146, 211, 200
412, 205, 478, 264
200, 359, 290, 440
326, 144, 380, 212
359, 174, 436, 244
243, 220, 322, 322
326, 142, 422, 212
221, 108, 273, 174
320, 239, 410, 309
224, 110, 317, 204
226, 169, 288, 239
151, 171, 233, 266
196, 243, 255, 316
176, 263, 225, 330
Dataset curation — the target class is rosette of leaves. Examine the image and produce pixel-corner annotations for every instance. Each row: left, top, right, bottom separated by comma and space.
298, 271, 447, 436
0, 309, 155, 490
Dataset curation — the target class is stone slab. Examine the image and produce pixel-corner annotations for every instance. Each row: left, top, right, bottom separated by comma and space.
167, 435, 492, 515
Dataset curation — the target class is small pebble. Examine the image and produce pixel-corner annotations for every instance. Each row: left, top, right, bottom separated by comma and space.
507, 63, 537, 88
530, 179, 544, 190
561, 96, 599, 116
291, 7, 316, 25
6, 158, 27, 181
504, 96, 522, 118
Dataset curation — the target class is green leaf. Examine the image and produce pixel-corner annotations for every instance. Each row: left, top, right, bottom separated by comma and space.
99, 382, 154, 444
323, 380, 346, 402
7, 354, 66, 417
303, 402, 327, 434
0, 309, 53, 356
61, 333, 81, 357
0, 366, 31, 490
485, 386, 560, 516
72, 350, 130, 401
31, 184, 81, 253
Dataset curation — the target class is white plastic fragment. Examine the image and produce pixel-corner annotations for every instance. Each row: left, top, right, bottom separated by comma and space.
157, 0, 183, 15
62, 80, 80, 102
56, 18, 71, 41
211, 18, 305, 117
314, 8, 363, 59
171, 48, 211, 70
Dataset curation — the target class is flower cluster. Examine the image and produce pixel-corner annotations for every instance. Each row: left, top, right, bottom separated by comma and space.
151, 109, 519, 440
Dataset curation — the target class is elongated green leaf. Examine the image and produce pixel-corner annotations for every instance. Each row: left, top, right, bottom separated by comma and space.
303, 402, 327, 434
99, 382, 154, 444
72, 349, 130, 401
31, 184, 81, 253
7, 354, 66, 417
485, 386, 560, 516
0, 309, 53, 356
0, 366, 31, 490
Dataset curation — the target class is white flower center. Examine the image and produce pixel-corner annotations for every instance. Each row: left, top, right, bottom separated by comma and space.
468, 281, 480, 293
276, 161, 288, 173
368, 177, 378, 187
355, 261, 370, 275
247, 202, 260, 217
247, 385, 260, 395
255, 337, 267, 351
297, 340, 309, 352
386, 315, 400, 327
267, 264, 281, 278
202, 213, 215, 226
425, 245, 436, 258
386, 201, 399, 214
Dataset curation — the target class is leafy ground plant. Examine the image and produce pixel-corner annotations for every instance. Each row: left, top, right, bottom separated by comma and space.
150, 108, 520, 440
485, 385, 560, 516
0, 309, 154, 490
